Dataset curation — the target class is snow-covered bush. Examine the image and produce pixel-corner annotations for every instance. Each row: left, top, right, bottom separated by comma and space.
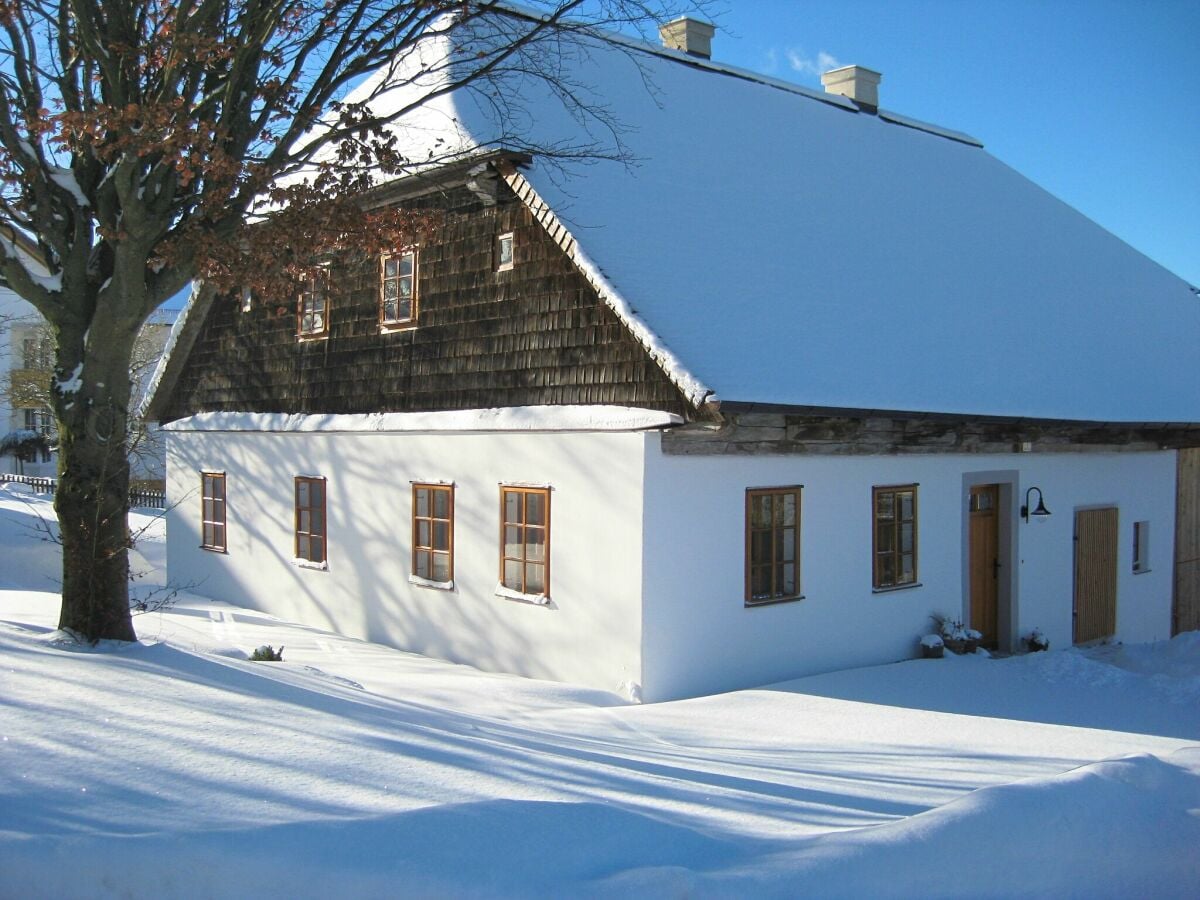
1024, 628, 1050, 652
250, 645, 284, 662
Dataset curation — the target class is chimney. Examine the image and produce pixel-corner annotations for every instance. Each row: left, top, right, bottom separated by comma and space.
658, 17, 716, 60
820, 65, 882, 109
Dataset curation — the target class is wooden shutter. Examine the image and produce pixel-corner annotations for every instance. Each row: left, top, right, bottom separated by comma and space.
1176, 448, 1200, 634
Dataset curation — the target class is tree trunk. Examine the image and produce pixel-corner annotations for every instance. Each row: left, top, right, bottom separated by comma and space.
53, 311, 139, 643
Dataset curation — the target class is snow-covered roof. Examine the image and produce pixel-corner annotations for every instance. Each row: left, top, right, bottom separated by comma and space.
369, 17, 1199, 424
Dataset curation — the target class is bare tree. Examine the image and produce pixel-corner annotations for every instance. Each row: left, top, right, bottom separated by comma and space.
0, 0, 698, 642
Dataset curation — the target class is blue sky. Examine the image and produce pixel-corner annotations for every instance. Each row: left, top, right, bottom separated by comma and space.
700, 0, 1199, 287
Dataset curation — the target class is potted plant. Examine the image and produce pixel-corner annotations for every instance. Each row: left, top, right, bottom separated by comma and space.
931, 613, 973, 654
1024, 628, 1050, 652
920, 633, 945, 659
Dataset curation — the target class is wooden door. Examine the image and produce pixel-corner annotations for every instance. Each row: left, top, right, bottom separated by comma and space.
969, 485, 1000, 646
1175, 448, 1200, 635
1074, 507, 1118, 644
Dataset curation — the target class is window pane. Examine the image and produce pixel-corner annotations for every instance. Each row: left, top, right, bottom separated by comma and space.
751, 566, 771, 599
214, 525, 225, 548
298, 482, 309, 506
203, 499, 214, 521
433, 521, 449, 552
901, 554, 915, 583
780, 563, 796, 596
384, 256, 398, 278
503, 559, 522, 590
504, 525, 522, 558
901, 523, 913, 553
504, 491, 521, 524
299, 510, 311, 533
781, 492, 796, 527
311, 508, 324, 537
876, 523, 895, 552
525, 563, 545, 594
203, 524, 214, 546
312, 537, 325, 563
415, 488, 429, 518
415, 551, 430, 579
876, 492, 894, 520
312, 481, 324, 505
751, 530, 771, 566
879, 553, 895, 586
778, 527, 795, 562
399, 252, 413, 276
383, 279, 398, 300
751, 495, 770, 529
297, 535, 310, 560
526, 527, 545, 562
418, 520, 431, 548
432, 553, 450, 582
398, 276, 413, 299
433, 489, 449, 519
525, 492, 545, 526
900, 491, 914, 521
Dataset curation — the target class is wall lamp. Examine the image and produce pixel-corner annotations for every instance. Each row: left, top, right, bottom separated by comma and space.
1021, 486, 1051, 523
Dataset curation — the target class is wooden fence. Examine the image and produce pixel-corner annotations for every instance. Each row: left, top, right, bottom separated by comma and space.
0, 473, 166, 510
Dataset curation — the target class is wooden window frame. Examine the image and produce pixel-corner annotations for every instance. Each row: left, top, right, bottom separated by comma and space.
380, 248, 418, 330
297, 268, 330, 339
412, 483, 454, 584
873, 484, 919, 590
745, 486, 803, 605
499, 486, 550, 597
200, 471, 227, 552
496, 231, 514, 272
294, 475, 327, 565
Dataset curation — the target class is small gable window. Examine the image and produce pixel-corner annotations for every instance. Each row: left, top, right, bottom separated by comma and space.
873, 484, 918, 589
201, 472, 226, 552
295, 476, 327, 565
297, 270, 329, 338
496, 232, 514, 272
381, 249, 417, 327
745, 487, 802, 604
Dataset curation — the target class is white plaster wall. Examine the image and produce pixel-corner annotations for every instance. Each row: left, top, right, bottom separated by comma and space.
640, 443, 1177, 701
166, 428, 648, 697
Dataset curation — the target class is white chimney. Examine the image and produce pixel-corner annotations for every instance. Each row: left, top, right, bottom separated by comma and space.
821, 65, 882, 109
659, 17, 716, 60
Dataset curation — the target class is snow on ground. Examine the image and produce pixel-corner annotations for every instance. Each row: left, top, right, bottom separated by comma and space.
1, 486, 1198, 898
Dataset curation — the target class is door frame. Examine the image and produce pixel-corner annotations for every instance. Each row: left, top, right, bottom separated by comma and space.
961, 471, 1017, 652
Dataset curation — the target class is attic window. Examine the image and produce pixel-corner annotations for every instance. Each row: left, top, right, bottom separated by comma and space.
380, 249, 417, 328
496, 232, 514, 272
297, 269, 329, 339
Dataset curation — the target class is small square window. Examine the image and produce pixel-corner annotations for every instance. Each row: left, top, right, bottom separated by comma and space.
745, 487, 802, 604
201, 472, 227, 552
413, 484, 454, 583
295, 476, 327, 564
381, 249, 417, 327
873, 484, 918, 589
496, 232, 514, 272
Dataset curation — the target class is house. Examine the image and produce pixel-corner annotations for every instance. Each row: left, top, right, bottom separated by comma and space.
146, 15, 1200, 701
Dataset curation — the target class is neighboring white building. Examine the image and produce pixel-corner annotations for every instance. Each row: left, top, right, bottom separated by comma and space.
148, 15, 1200, 701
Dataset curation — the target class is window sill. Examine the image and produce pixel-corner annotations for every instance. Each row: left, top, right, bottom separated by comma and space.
292, 557, 328, 571
200, 545, 228, 554
745, 594, 805, 609
1132, 568, 1151, 575
494, 583, 550, 606
409, 574, 454, 591
872, 582, 923, 594
380, 321, 417, 334
297, 333, 329, 343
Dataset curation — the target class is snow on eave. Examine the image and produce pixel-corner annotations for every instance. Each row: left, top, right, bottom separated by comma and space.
139, 283, 205, 420
164, 407, 684, 434
498, 166, 714, 410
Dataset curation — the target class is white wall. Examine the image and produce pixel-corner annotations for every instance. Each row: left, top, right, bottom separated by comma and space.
166, 428, 648, 697
639, 443, 1177, 701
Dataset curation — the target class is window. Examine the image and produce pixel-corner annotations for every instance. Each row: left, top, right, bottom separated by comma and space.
297, 270, 329, 338
201, 472, 227, 552
380, 249, 417, 326
23, 408, 53, 436
1133, 520, 1150, 573
413, 484, 454, 583
21, 333, 52, 369
496, 232, 514, 271
294, 476, 327, 564
873, 485, 918, 589
745, 487, 802, 604
500, 486, 550, 596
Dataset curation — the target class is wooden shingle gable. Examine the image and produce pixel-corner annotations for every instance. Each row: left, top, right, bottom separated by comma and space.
153, 165, 701, 423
